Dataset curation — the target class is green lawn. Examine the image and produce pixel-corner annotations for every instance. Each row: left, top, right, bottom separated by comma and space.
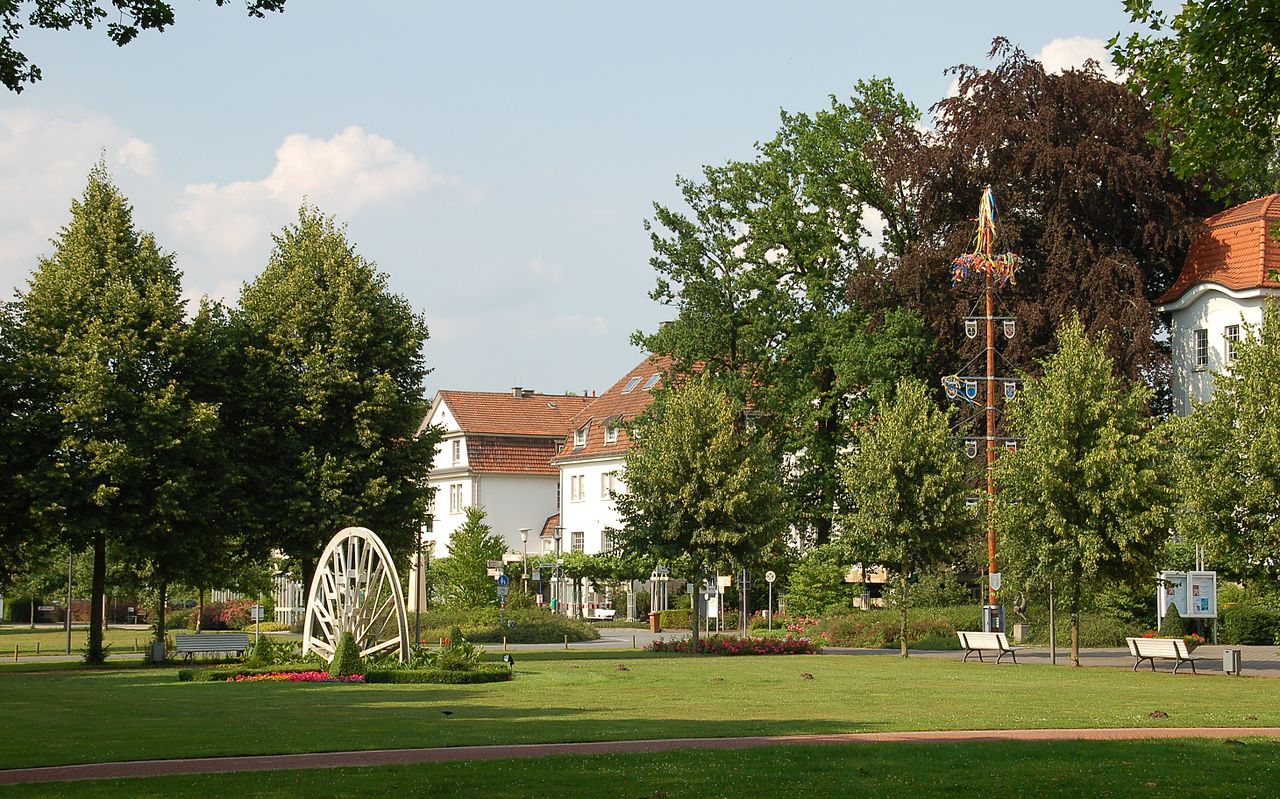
0, 625, 164, 657
2, 739, 1278, 798
1, 655, 1278, 770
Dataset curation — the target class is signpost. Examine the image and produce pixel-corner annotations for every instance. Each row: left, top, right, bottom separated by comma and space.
765, 570, 776, 631
251, 603, 264, 641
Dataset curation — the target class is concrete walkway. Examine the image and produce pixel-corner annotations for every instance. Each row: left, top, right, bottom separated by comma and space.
2, 727, 1278, 785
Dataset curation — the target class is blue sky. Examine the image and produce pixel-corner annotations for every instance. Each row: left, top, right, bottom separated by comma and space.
0, 1, 1142, 395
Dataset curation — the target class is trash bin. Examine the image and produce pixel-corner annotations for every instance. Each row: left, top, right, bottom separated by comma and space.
648, 611, 661, 634
149, 641, 166, 663
1224, 648, 1243, 675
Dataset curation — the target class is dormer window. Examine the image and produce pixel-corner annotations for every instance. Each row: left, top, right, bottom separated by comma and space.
605, 422, 619, 444
574, 424, 589, 448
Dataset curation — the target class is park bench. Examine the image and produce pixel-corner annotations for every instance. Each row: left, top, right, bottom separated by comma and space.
587, 607, 616, 621
1126, 636, 1200, 674
174, 633, 251, 661
957, 631, 1021, 664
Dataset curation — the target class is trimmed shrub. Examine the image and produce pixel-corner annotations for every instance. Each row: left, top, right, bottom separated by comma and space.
328, 632, 365, 677
1220, 604, 1280, 645
1160, 604, 1187, 637
658, 608, 692, 629
646, 635, 819, 655
178, 663, 318, 682
244, 635, 275, 668
817, 606, 981, 649
365, 664, 511, 684
167, 609, 194, 630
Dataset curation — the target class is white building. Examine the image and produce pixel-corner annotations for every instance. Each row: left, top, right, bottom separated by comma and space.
420, 388, 593, 558
552, 355, 672, 555
1157, 195, 1280, 415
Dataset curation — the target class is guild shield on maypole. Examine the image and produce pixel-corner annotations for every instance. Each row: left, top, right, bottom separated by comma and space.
941, 186, 1024, 632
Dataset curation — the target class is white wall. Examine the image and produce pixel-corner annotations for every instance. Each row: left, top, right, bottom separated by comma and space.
1166, 286, 1272, 414
559, 456, 626, 554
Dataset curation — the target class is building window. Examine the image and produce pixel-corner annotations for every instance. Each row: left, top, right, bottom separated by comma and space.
643, 373, 661, 390
570, 474, 584, 502
605, 423, 619, 444
1194, 328, 1209, 369
448, 483, 464, 514
571, 531, 585, 552
601, 471, 617, 498
574, 424, 589, 448
621, 376, 642, 394
451, 440, 461, 465
1225, 324, 1240, 363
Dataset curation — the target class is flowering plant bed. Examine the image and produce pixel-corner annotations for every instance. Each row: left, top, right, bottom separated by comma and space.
233, 671, 364, 683
646, 635, 820, 655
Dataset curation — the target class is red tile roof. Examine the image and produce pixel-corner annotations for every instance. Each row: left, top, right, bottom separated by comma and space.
555, 355, 675, 462
437, 390, 595, 437
539, 513, 559, 539
1158, 194, 1280, 304
466, 436, 562, 476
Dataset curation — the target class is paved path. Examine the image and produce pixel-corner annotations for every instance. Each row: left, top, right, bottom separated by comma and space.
2, 727, 1277, 785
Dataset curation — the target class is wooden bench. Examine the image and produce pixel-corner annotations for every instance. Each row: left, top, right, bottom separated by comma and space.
1126, 636, 1200, 674
957, 631, 1021, 664
174, 633, 251, 661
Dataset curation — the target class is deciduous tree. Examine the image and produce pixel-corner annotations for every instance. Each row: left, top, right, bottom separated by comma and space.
840, 379, 972, 656
614, 374, 785, 651
1111, 0, 1280, 201
994, 317, 1170, 666
235, 207, 439, 590
639, 79, 931, 546
434, 506, 505, 609
1170, 304, 1280, 580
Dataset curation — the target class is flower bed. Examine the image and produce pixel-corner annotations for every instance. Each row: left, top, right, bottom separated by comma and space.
646, 635, 820, 655
233, 671, 364, 683
1141, 631, 1206, 651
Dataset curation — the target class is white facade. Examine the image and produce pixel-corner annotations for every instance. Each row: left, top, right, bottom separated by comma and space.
1160, 283, 1276, 415
557, 455, 627, 555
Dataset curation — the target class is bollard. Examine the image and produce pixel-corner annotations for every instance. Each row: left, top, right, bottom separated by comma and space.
503, 636, 508, 651
36, 642, 40, 656
633, 635, 636, 650
564, 634, 569, 650
13, 645, 17, 662
135, 638, 139, 653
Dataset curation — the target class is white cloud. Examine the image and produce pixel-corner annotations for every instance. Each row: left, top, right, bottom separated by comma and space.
1036, 37, 1120, 81
528, 257, 564, 284
116, 138, 157, 176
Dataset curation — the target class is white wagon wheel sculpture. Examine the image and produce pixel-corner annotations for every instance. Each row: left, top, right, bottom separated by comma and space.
302, 527, 410, 663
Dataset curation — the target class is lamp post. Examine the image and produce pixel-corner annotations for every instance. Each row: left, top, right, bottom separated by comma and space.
553, 526, 563, 615
519, 528, 530, 595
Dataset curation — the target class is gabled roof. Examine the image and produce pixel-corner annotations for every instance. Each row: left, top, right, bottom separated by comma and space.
1158, 194, 1280, 305
434, 390, 594, 437
539, 512, 559, 539
555, 354, 674, 462
466, 436, 562, 476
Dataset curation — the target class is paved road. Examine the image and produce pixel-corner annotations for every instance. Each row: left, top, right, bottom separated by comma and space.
2, 727, 1278, 785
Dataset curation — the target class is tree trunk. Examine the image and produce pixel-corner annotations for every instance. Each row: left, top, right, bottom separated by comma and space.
197, 587, 204, 632
87, 534, 106, 663
154, 581, 167, 644
740, 570, 749, 637
29, 598, 34, 629
899, 569, 909, 658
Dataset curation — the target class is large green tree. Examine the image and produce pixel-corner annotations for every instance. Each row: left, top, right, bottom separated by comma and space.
434, 506, 505, 609
1170, 304, 1280, 579
235, 207, 438, 590
994, 317, 1170, 666
1111, 0, 1280, 201
840, 379, 972, 656
614, 374, 784, 650
870, 41, 1215, 394
1, 0, 287, 92
18, 164, 216, 660
639, 78, 931, 546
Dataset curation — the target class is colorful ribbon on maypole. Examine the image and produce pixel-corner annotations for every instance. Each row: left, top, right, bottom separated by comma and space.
949, 186, 1023, 288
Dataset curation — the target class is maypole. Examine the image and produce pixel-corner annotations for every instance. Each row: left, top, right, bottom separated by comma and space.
941, 186, 1023, 632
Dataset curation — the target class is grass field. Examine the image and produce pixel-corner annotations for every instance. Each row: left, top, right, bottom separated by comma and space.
1, 739, 1278, 798
2, 654, 1278, 770
0, 625, 169, 657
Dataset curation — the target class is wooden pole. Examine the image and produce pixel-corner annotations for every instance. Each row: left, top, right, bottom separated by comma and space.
986, 271, 998, 607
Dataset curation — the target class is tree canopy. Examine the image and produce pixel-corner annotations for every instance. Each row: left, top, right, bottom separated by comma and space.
994, 317, 1170, 666
434, 506, 505, 608
867, 41, 1216, 393
235, 207, 438, 588
1111, 0, 1280, 201
840, 378, 972, 656
1170, 304, 1280, 580
1, 0, 287, 92
639, 78, 931, 546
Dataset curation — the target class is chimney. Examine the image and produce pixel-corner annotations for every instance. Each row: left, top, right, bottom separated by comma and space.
522, 388, 535, 398
512, 386, 523, 398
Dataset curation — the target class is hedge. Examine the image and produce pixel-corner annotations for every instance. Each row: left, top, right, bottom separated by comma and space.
658, 608, 692, 629
1220, 604, 1280, 645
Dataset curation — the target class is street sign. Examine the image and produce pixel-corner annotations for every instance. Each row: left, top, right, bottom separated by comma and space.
487, 560, 504, 569
497, 574, 509, 587
765, 570, 776, 584
532, 569, 541, 581
716, 575, 732, 589
251, 604, 265, 622
486, 568, 503, 577
497, 586, 509, 597
37, 605, 55, 612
